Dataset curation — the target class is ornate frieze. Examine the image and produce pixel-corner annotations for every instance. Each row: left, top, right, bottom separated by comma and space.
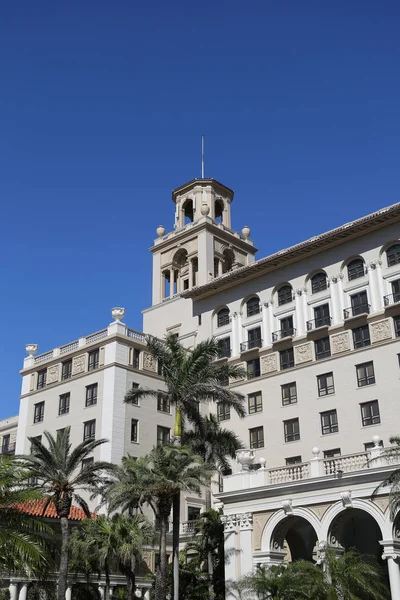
261, 353, 277, 374
72, 355, 85, 375
370, 319, 391, 344
294, 343, 312, 364
221, 514, 237, 532
331, 332, 350, 355
47, 364, 60, 384
143, 352, 157, 373
237, 512, 253, 530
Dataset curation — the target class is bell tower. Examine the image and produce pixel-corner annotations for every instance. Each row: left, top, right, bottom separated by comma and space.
150, 178, 258, 305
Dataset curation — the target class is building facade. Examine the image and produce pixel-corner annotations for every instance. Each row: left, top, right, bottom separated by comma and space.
14, 176, 400, 598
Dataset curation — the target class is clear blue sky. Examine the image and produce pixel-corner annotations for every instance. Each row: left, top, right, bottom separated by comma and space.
1, 1, 400, 418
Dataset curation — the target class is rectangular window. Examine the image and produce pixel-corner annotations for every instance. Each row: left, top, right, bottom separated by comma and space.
85, 383, 98, 407
364, 440, 383, 451
188, 506, 201, 521
83, 419, 96, 441
58, 393, 70, 415
157, 392, 170, 413
280, 316, 294, 338
391, 279, 400, 303
356, 362, 375, 387
394, 316, 400, 338
317, 372, 335, 396
248, 391, 263, 414
247, 358, 260, 379
88, 349, 99, 371
323, 448, 341, 458
218, 337, 231, 358
352, 325, 371, 349
284, 418, 300, 442
61, 360, 72, 380
280, 348, 295, 370
157, 426, 170, 446
131, 419, 138, 443
130, 382, 139, 405
1, 435, 10, 454
248, 327, 262, 349
285, 455, 302, 465
34, 402, 45, 423
132, 349, 141, 369
350, 291, 369, 316
314, 304, 330, 328
315, 337, 331, 360
249, 426, 264, 449
281, 382, 297, 405
30, 435, 42, 453
37, 369, 47, 390
360, 401, 381, 427
320, 410, 338, 435
217, 403, 231, 421
81, 457, 94, 470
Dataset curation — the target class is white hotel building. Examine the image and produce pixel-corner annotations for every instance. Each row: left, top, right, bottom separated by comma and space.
13, 177, 400, 598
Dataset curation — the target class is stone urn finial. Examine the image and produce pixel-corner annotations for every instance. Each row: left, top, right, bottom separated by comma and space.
372, 435, 381, 448
236, 449, 255, 472
241, 225, 251, 239
25, 344, 38, 357
111, 307, 125, 322
201, 203, 210, 216
156, 225, 165, 238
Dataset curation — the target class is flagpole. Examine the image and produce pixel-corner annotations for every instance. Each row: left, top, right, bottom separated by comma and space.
201, 135, 205, 178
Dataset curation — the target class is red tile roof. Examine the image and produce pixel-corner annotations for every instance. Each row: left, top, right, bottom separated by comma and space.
14, 499, 95, 521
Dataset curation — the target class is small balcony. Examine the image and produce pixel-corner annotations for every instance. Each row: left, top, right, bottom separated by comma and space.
181, 520, 200, 535
240, 339, 263, 352
343, 304, 370, 320
272, 328, 296, 343
384, 293, 400, 307
307, 316, 332, 331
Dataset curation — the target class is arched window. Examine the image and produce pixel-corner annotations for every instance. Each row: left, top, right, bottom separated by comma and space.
217, 307, 230, 328
387, 244, 400, 267
215, 198, 224, 223
222, 248, 235, 273
246, 296, 260, 317
277, 285, 293, 306
182, 199, 194, 224
311, 272, 327, 294
347, 258, 365, 281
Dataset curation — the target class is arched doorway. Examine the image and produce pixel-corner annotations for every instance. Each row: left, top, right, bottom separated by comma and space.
328, 508, 383, 561
271, 515, 318, 562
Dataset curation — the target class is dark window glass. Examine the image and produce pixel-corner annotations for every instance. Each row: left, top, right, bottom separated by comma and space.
85, 384, 98, 407
284, 418, 300, 442
247, 358, 260, 379
249, 426, 264, 449
394, 316, 400, 338
131, 419, 138, 443
1, 435, 10, 454
360, 401, 381, 426
61, 360, 72, 380
247, 296, 260, 317
347, 259, 365, 280
58, 393, 70, 415
132, 349, 140, 369
248, 392, 262, 414
281, 382, 297, 405
317, 373, 334, 396
217, 403, 230, 421
391, 279, 400, 303
157, 426, 170, 446
83, 419, 96, 441
188, 506, 201, 521
81, 457, 94, 470
218, 337, 231, 358
34, 402, 45, 423
88, 349, 99, 371
248, 327, 262, 349
350, 291, 369, 316
352, 325, 371, 348
321, 410, 338, 435
278, 285, 293, 306
387, 244, 400, 267
217, 308, 230, 327
356, 362, 375, 387
130, 382, 139, 405
323, 448, 341, 458
364, 440, 383, 451
285, 455, 302, 465
157, 392, 170, 413
314, 304, 330, 328
280, 348, 295, 370
280, 316, 294, 337
198, 315, 202, 326
311, 272, 327, 294
37, 369, 47, 390
315, 337, 331, 360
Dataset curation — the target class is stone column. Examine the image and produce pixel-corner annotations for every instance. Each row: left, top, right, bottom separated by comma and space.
337, 274, 345, 318
381, 543, 400, 600
218, 258, 223, 276
262, 302, 269, 346
143, 590, 151, 600
329, 276, 339, 324
302, 288, 308, 328
9, 583, 18, 600
376, 259, 385, 308
98, 585, 105, 599
367, 262, 380, 312
65, 586, 72, 600
222, 515, 238, 590
189, 259, 193, 288
18, 584, 28, 600
170, 269, 175, 298
267, 301, 274, 345
238, 512, 253, 576
231, 312, 239, 357
237, 311, 243, 350
295, 289, 304, 335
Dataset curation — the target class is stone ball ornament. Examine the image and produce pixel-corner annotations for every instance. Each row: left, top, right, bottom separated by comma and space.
372, 435, 381, 447
241, 225, 251, 239
312, 446, 320, 457
156, 225, 166, 238
25, 344, 38, 357
111, 307, 125, 322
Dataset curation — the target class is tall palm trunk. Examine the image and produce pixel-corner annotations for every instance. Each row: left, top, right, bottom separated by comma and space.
125, 555, 136, 600
172, 407, 182, 600
105, 566, 111, 600
155, 509, 169, 600
205, 487, 215, 599
58, 516, 69, 600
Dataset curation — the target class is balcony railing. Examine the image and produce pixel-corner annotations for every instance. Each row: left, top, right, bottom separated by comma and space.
343, 304, 370, 319
307, 316, 332, 331
272, 328, 296, 343
240, 339, 263, 352
384, 293, 400, 307
181, 520, 200, 534
323, 452, 369, 475
268, 462, 310, 484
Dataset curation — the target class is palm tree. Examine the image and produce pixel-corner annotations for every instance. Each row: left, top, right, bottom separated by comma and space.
0, 456, 49, 576
372, 435, 400, 519
103, 445, 212, 600
125, 334, 246, 600
17, 427, 111, 600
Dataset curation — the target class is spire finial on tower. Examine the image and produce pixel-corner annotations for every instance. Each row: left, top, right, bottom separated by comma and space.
201, 135, 205, 179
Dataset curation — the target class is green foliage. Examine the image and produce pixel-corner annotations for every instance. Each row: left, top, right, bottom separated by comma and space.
27, 581, 57, 600
71, 583, 100, 600
372, 435, 400, 519
0, 589, 10, 600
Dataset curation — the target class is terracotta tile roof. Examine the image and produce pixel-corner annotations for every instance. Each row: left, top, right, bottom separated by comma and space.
14, 499, 95, 522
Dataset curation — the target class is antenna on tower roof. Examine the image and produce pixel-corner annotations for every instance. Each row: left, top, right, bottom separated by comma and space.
201, 135, 205, 179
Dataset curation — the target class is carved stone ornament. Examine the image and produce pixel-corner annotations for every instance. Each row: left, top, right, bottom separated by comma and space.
369, 261, 377, 270
221, 515, 237, 532
72, 355, 86, 375
282, 499, 293, 515
340, 490, 352, 509
296, 289, 302, 296
46, 364, 60, 384
238, 512, 253, 530
330, 275, 338, 284
331, 332, 350, 355
253, 512, 273, 551
372, 496, 389, 514
294, 343, 312, 364
371, 319, 391, 344
261, 353, 277, 374
143, 352, 157, 373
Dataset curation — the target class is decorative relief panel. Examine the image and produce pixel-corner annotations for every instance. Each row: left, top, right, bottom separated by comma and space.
261, 354, 277, 374
253, 511, 273, 551
72, 355, 86, 375
143, 352, 157, 373
370, 319, 391, 344
331, 332, 350, 355
47, 364, 60, 385
372, 496, 389, 514
294, 343, 312, 364
308, 503, 332, 521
